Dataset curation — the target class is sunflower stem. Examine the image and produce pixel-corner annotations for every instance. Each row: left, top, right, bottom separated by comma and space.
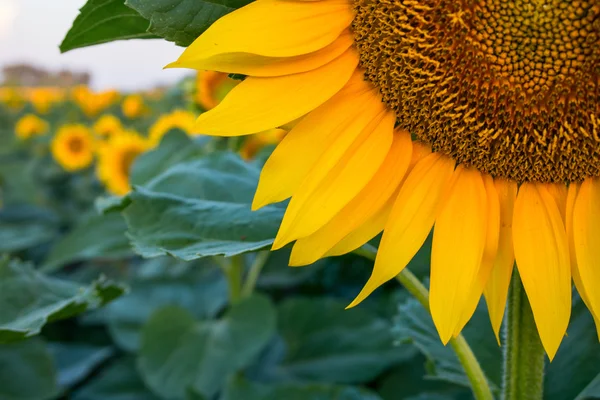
241, 251, 270, 297
354, 244, 494, 400
221, 255, 244, 305
502, 270, 545, 400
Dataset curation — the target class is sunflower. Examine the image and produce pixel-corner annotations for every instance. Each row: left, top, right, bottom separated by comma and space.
72, 85, 120, 118
15, 114, 49, 140
51, 124, 95, 172
26, 87, 65, 114
195, 71, 239, 110
148, 110, 196, 145
0, 87, 25, 110
97, 131, 149, 196
93, 114, 123, 138
169, 0, 600, 359
122, 94, 147, 119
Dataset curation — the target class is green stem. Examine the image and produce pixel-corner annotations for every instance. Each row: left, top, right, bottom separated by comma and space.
502, 270, 545, 400
354, 245, 494, 400
241, 251, 270, 297
221, 255, 244, 305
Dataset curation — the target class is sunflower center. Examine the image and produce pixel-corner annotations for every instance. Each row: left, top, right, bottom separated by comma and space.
352, 0, 600, 182
68, 137, 84, 153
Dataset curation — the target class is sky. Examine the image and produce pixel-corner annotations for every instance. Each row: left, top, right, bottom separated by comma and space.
0, 0, 192, 91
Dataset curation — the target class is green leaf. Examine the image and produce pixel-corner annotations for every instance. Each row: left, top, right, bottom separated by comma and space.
49, 343, 114, 389
0, 257, 127, 342
222, 376, 383, 400
272, 297, 416, 384
73, 358, 160, 400
545, 294, 600, 400
138, 295, 276, 399
0, 205, 59, 252
0, 339, 59, 400
43, 213, 132, 272
125, 0, 254, 47
394, 298, 501, 393
60, 0, 157, 53
105, 259, 227, 352
123, 152, 284, 260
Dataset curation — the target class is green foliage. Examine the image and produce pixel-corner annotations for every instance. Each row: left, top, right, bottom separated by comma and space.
126, 0, 254, 47
138, 295, 276, 398
60, 0, 157, 53
0, 257, 126, 342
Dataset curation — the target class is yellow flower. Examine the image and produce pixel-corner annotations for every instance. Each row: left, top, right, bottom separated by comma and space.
72, 85, 120, 117
0, 87, 25, 110
168, 0, 600, 359
148, 110, 196, 145
93, 114, 123, 138
26, 87, 65, 114
195, 71, 239, 110
15, 114, 49, 140
240, 129, 286, 160
51, 124, 95, 172
121, 94, 147, 119
97, 131, 149, 196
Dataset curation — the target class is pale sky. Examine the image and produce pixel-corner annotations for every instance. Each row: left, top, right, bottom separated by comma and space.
0, 0, 192, 91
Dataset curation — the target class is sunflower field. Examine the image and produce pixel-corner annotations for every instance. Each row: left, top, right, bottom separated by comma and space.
1, 1, 600, 400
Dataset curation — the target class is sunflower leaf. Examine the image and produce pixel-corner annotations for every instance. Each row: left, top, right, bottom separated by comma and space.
125, 0, 254, 47
0, 257, 127, 343
60, 0, 158, 53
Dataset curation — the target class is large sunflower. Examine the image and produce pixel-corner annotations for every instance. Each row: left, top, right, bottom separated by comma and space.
51, 124, 95, 172
169, 0, 600, 359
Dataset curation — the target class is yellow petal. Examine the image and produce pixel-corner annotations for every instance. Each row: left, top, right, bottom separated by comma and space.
168, 0, 353, 60
347, 152, 455, 308
451, 174, 500, 338
273, 110, 394, 249
289, 130, 413, 266
571, 178, 600, 340
484, 178, 517, 343
168, 30, 354, 77
429, 167, 488, 344
193, 48, 359, 136
325, 194, 396, 257
252, 72, 373, 209
513, 183, 571, 360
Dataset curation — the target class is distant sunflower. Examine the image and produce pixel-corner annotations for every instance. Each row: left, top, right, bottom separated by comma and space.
93, 114, 123, 138
72, 85, 120, 118
15, 114, 49, 140
169, 0, 600, 358
51, 124, 95, 172
97, 132, 149, 196
195, 71, 239, 110
148, 110, 196, 145
240, 129, 286, 160
122, 94, 147, 119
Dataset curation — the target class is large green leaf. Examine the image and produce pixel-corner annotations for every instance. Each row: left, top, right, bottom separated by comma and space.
123, 153, 284, 260
126, 0, 254, 47
0, 339, 59, 400
138, 295, 276, 399
0, 258, 127, 342
545, 294, 600, 400
73, 358, 160, 400
105, 259, 228, 352
222, 376, 383, 400
43, 213, 132, 272
394, 298, 501, 394
60, 0, 157, 53
0, 205, 59, 252
49, 343, 115, 390
270, 297, 416, 384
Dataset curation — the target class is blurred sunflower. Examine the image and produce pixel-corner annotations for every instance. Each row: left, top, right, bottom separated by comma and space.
27, 87, 65, 114
97, 131, 149, 196
72, 85, 120, 117
15, 114, 49, 140
195, 71, 239, 110
93, 114, 123, 138
240, 129, 286, 160
0, 87, 24, 110
51, 124, 95, 172
121, 94, 147, 119
148, 110, 196, 145
169, 0, 600, 358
